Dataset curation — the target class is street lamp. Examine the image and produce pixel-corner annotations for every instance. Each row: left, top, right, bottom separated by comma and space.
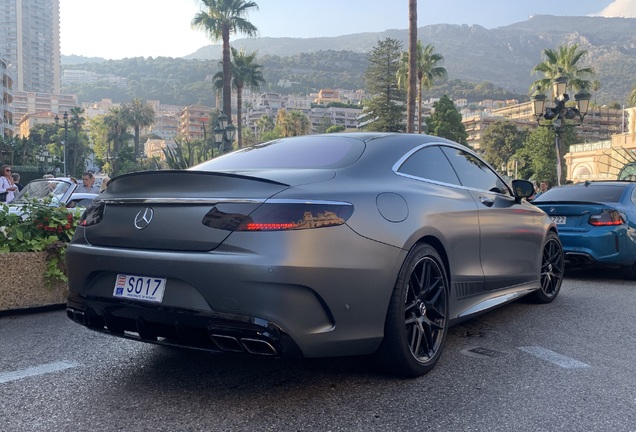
38, 149, 52, 174
530, 74, 592, 186
213, 112, 236, 155
54, 111, 69, 177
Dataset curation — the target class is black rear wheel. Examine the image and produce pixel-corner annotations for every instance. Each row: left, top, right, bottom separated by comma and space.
530, 231, 564, 303
377, 243, 449, 378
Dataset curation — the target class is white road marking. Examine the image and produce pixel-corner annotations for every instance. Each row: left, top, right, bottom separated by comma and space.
518, 346, 590, 369
0, 361, 79, 384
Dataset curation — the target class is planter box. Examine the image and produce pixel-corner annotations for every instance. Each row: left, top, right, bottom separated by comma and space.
0, 251, 68, 312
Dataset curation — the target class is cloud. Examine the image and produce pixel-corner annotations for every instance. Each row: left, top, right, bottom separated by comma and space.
594, 0, 636, 17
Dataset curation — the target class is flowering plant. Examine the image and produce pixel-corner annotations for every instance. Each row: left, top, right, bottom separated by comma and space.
0, 197, 82, 285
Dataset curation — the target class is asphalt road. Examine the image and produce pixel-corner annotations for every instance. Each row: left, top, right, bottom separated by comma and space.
1, 269, 635, 432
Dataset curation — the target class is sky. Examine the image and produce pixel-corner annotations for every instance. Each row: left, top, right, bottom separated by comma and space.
60, 0, 636, 60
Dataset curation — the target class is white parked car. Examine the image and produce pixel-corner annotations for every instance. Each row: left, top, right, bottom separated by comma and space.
5, 178, 97, 216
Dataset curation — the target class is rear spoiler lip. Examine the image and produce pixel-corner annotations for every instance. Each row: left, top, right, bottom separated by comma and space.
109, 169, 289, 187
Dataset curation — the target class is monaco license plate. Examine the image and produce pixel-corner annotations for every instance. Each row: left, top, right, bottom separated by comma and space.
113, 274, 166, 303
550, 216, 567, 225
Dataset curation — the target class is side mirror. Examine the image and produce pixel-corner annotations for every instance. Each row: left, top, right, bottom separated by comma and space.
511, 179, 535, 202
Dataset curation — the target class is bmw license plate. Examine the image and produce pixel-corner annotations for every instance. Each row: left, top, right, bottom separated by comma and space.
113, 274, 166, 303
550, 216, 567, 225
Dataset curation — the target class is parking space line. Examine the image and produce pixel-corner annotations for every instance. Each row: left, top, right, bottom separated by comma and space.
0, 361, 80, 384
518, 346, 590, 369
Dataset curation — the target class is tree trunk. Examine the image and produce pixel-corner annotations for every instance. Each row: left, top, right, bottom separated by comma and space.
134, 125, 140, 162
418, 76, 423, 133
222, 26, 232, 119
237, 85, 243, 149
406, 0, 418, 133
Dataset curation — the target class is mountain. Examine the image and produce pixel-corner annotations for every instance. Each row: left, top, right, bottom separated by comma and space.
181, 14, 636, 104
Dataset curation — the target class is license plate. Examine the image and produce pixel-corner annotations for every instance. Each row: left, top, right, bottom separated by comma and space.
113, 274, 166, 303
550, 216, 567, 225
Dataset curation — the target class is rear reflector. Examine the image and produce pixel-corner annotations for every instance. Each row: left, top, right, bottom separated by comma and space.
588, 209, 624, 226
202, 201, 354, 231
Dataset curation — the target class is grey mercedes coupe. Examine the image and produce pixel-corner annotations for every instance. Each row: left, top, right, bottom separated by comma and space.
66, 133, 564, 377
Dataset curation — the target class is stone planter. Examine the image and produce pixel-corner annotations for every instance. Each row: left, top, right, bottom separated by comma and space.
0, 251, 68, 312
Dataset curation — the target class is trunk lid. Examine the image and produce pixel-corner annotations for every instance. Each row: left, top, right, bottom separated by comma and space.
84, 170, 296, 251
534, 201, 614, 232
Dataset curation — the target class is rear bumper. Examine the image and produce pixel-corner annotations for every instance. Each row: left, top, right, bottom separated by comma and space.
558, 229, 635, 267
66, 293, 302, 357
66, 226, 406, 358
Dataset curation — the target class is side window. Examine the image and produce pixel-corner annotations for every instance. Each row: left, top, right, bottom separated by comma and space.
440, 146, 510, 195
397, 145, 461, 185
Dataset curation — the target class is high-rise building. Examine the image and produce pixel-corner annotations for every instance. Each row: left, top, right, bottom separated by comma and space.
0, 0, 61, 93
1, 56, 14, 137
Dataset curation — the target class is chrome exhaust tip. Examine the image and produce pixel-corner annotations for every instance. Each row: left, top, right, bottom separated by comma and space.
240, 338, 278, 356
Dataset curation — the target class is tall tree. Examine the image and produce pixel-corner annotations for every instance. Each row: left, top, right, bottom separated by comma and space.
480, 120, 528, 174
275, 109, 310, 137
362, 38, 406, 132
192, 0, 259, 120
398, 42, 447, 133
121, 99, 155, 162
424, 95, 467, 144
213, 48, 265, 149
530, 43, 596, 94
68, 107, 87, 177
406, 0, 418, 133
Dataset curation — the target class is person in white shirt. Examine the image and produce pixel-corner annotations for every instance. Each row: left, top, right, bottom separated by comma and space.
0, 165, 18, 203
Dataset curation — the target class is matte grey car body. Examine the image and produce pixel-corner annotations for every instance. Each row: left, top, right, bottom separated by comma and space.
66, 133, 563, 377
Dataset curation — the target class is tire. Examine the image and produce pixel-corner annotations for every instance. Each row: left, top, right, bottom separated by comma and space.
529, 231, 564, 303
377, 243, 449, 378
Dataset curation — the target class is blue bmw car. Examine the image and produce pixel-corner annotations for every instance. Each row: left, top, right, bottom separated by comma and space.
533, 181, 636, 278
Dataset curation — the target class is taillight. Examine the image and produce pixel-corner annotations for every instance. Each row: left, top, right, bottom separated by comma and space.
202, 201, 353, 232
588, 209, 624, 226
79, 201, 105, 227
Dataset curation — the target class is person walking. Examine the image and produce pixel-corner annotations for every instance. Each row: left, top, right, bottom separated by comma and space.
0, 165, 19, 203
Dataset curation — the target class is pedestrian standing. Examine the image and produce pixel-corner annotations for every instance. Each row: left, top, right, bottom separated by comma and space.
11, 172, 24, 192
0, 165, 19, 203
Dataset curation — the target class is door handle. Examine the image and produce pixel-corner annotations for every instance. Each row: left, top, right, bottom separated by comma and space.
479, 196, 494, 207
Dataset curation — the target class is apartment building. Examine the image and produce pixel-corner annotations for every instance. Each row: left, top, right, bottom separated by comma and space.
12, 91, 77, 129
178, 105, 212, 141
0, 0, 61, 93
463, 101, 626, 150
1, 56, 14, 137
17, 110, 58, 137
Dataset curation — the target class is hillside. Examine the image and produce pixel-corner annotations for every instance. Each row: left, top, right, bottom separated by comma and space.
182, 15, 636, 104
62, 15, 636, 105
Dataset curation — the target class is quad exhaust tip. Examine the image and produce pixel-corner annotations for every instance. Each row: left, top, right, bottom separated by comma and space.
210, 334, 278, 356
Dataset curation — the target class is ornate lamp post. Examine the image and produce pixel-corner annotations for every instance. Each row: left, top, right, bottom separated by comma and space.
530, 75, 592, 186
213, 112, 236, 155
54, 111, 69, 176
38, 149, 52, 174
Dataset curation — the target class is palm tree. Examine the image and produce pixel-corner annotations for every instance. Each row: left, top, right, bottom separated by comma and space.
397, 42, 447, 133
103, 108, 129, 176
68, 107, 86, 176
406, 0, 418, 133
531, 43, 596, 94
121, 99, 155, 162
192, 0, 259, 120
213, 47, 265, 148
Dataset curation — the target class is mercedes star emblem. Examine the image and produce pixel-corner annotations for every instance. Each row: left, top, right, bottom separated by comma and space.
134, 208, 154, 230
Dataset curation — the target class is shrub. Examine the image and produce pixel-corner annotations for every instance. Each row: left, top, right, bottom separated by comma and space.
0, 197, 82, 285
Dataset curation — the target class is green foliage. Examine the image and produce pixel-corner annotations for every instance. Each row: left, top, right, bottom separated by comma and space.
480, 120, 528, 171
162, 137, 215, 169
0, 197, 82, 285
424, 95, 468, 144
362, 38, 406, 132
515, 126, 579, 185
326, 124, 346, 133
530, 43, 596, 93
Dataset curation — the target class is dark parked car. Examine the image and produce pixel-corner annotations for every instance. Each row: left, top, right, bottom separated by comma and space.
533, 180, 636, 278
66, 133, 563, 377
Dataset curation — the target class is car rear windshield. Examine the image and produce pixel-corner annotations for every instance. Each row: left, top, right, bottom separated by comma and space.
534, 184, 627, 203
193, 136, 365, 170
